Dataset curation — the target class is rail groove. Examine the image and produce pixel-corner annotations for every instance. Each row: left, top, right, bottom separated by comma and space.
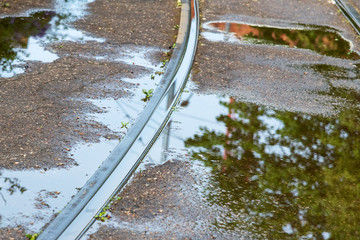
37, 0, 199, 239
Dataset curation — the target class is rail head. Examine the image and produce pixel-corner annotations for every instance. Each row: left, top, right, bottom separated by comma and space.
335, 0, 360, 35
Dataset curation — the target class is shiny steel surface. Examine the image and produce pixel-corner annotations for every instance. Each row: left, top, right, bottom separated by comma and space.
37, 0, 199, 239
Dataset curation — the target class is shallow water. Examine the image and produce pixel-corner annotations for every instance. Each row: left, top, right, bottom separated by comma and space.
202, 21, 360, 60
0, 0, 103, 78
0, 45, 164, 231
145, 85, 360, 239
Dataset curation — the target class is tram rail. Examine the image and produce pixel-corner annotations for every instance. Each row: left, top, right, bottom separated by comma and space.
335, 0, 360, 34
36, 0, 360, 238
37, 0, 199, 239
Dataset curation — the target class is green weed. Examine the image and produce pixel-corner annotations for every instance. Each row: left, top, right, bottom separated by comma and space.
94, 196, 122, 222
155, 71, 164, 75
160, 59, 169, 68
142, 89, 154, 101
176, 0, 182, 7
26, 233, 40, 240
121, 122, 129, 129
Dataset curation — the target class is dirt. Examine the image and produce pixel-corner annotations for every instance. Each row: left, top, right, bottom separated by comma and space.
0, 42, 144, 169
0, 0, 181, 237
0, 0, 52, 16
2, 0, 360, 239
0, 227, 27, 240
75, 0, 180, 49
88, 160, 253, 240
192, 0, 360, 115
349, 0, 360, 12
86, 0, 360, 239
0, 0, 179, 170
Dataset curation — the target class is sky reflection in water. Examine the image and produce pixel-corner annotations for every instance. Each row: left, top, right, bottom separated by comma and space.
0, 0, 102, 78
196, 23, 360, 238
183, 95, 360, 239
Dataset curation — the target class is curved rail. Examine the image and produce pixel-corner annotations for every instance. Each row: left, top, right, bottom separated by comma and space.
38, 0, 199, 239
335, 0, 360, 34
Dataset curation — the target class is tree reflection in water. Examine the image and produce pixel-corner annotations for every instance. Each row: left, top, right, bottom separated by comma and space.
0, 173, 27, 204
0, 11, 56, 74
208, 22, 360, 60
185, 98, 360, 239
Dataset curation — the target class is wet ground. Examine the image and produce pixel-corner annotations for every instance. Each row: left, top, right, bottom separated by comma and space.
349, 0, 360, 11
87, 87, 360, 239
87, 160, 252, 239
2, 0, 360, 239
0, 0, 179, 170
87, 0, 360, 239
193, 0, 360, 115
0, 0, 52, 16
0, 0, 179, 237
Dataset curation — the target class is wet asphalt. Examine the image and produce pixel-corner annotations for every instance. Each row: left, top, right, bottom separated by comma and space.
193, 0, 360, 116
0, 0, 179, 238
1, 0, 360, 239
349, 0, 360, 11
88, 0, 360, 239
0, 0, 179, 170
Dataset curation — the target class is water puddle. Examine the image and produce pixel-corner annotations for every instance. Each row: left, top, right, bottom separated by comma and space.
202, 21, 360, 60
0, 0, 103, 78
0, 47, 164, 231
298, 63, 360, 104
305, 63, 360, 80
0, 138, 118, 231
81, 45, 164, 71
142, 85, 360, 239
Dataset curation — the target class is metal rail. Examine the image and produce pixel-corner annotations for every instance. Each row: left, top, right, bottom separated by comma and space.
335, 0, 360, 34
37, 0, 199, 239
